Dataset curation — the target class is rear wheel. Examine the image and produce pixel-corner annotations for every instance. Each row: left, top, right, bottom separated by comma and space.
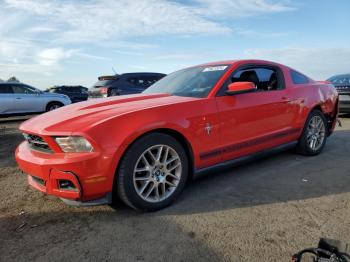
116, 133, 188, 211
46, 102, 63, 112
297, 110, 327, 155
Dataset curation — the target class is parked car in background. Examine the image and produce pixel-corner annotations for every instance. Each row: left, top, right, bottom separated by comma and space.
16, 60, 338, 211
47, 85, 88, 103
327, 74, 350, 113
0, 82, 71, 116
89, 72, 166, 98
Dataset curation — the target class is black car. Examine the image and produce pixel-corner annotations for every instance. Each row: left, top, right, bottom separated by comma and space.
89, 72, 166, 98
47, 85, 89, 103
327, 74, 350, 113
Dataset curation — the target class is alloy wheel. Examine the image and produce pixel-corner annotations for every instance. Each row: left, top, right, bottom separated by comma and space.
306, 115, 326, 151
133, 144, 182, 203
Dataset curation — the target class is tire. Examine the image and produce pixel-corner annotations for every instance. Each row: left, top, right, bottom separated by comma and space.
109, 89, 119, 97
296, 110, 328, 156
46, 102, 63, 112
116, 133, 188, 211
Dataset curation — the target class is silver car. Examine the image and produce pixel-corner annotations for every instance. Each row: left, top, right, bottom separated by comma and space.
0, 82, 71, 115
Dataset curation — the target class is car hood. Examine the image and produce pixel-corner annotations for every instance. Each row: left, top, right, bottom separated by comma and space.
20, 93, 198, 135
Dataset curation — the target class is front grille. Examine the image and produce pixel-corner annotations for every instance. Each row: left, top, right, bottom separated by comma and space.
23, 133, 53, 153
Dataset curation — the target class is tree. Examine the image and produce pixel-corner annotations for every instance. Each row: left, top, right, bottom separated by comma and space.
7, 76, 20, 82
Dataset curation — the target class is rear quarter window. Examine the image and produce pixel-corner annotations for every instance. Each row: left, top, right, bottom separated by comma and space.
291, 70, 309, 84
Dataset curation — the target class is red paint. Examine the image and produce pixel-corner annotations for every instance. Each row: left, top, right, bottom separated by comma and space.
15, 60, 339, 203
227, 82, 256, 93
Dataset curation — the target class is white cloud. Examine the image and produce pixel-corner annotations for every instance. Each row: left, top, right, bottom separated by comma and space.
234, 28, 291, 38
0, 0, 298, 86
36, 48, 74, 66
27, 27, 58, 33
195, 0, 295, 17
2, 0, 296, 43
244, 47, 350, 79
0, 39, 34, 63
3, 0, 232, 43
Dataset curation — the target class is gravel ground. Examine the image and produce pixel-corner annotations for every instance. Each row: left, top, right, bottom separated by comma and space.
0, 115, 349, 262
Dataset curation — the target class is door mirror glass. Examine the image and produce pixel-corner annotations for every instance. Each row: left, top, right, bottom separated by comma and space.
226, 82, 256, 95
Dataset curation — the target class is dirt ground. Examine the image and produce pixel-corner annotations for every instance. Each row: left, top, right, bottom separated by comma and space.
0, 115, 349, 262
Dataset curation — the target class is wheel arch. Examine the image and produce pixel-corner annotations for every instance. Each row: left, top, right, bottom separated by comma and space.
309, 101, 338, 135
46, 100, 64, 111
112, 128, 195, 194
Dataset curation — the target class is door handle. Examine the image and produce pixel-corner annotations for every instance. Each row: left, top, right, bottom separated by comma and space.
15, 97, 22, 100
281, 97, 291, 103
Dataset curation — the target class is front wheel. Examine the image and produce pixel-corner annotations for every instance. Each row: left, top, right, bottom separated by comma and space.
297, 110, 328, 155
46, 102, 63, 112
116, 133, 188, 211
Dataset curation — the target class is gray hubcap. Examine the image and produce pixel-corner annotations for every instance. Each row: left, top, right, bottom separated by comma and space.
49, 104, 60, 111
307, 115, 325, 151
133, 145, 182, 203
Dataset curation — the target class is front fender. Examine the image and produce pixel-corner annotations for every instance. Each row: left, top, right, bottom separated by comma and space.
85, 107, 196, 190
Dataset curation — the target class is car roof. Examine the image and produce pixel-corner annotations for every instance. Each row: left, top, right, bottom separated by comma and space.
50, 85, 87, 88
120, 72, 166, 76
0, 82, 23, 85
196, 59, 286, 68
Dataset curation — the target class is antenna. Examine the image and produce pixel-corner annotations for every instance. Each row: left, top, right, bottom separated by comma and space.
112, 67, 117, 75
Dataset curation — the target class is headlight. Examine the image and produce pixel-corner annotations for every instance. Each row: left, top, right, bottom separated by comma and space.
55, 136, 94, 152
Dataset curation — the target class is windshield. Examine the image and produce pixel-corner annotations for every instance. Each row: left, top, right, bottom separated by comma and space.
143, 65, 230, 98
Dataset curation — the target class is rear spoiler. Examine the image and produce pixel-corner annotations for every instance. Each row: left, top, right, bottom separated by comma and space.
98, 75, 119, 81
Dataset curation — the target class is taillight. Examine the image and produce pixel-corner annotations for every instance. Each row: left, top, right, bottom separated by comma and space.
100, 87, 108, 94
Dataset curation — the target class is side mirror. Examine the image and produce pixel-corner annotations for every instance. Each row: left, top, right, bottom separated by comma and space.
226, 82, 256, 95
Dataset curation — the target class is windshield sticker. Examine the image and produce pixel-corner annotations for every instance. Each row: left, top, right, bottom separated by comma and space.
202, 66, 228, 72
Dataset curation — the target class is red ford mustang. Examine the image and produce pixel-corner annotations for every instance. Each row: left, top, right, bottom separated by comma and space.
15, 60, 339, 211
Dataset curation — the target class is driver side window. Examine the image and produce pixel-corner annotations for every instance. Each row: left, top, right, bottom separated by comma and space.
218, 66, 284, 96
232, 68, 279, 91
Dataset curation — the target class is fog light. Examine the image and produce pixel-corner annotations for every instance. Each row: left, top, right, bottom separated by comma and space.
58, 180, 77, 191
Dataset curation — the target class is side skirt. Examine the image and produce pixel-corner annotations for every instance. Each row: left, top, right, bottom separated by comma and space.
194, 141, 298, 177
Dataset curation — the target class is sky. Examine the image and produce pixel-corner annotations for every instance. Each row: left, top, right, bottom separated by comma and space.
0, 0, 349, 89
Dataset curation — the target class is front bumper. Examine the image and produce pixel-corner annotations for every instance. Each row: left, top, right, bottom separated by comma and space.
15, 141, 115, 204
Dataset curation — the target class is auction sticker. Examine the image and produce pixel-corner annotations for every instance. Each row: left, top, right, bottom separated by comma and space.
203, 66, 227, 72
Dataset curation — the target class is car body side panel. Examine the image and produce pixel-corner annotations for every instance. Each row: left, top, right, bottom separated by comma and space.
215, 90, 300, 162
80, 98, 223, 176
12, 93, 46, 113
0, 94, 14, 114
283, 73, 338, 133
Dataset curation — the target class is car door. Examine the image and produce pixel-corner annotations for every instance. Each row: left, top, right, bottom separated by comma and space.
0, 84, 15, 114
11, 84, 44, 113
215, 65, 297, 161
